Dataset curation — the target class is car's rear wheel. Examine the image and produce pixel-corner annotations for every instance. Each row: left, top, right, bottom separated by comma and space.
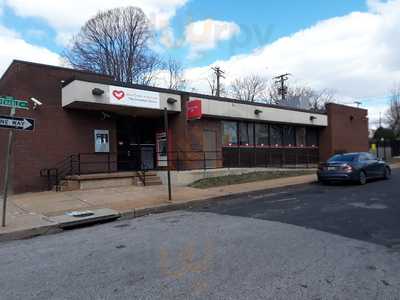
358, 171, 367, 185
383, 167, 391, 180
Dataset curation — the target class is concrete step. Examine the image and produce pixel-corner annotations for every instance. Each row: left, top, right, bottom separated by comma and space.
55, 171, 163, 191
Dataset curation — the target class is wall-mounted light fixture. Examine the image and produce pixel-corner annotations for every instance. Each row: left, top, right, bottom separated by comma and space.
92, 88, 105, 96
167, 97, 177, 104
254, 109, 262, 115
310, 115, 317, 121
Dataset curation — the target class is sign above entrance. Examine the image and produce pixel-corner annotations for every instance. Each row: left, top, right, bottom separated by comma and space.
0, 96, 29, 110
0, 115, 35, 131
109, 85, 160, 109
187, 99, 202, 120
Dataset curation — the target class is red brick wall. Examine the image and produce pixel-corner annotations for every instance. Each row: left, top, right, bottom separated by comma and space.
169, 95, 222, 169
0, 61, 116, 193
319, 103, 369, 161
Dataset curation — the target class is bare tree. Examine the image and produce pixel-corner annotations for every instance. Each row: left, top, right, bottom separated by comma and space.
164, 57, 186, 90
230, 75, 268, 102
63, 7, 161, 85
270, 84, 335, 111
386, 84, 400, 137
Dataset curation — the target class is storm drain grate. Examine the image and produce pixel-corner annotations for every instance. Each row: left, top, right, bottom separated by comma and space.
65, 211, 95, 218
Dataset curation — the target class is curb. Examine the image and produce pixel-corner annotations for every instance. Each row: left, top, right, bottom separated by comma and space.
0, 225, 62, 243
126, 180, 315, 219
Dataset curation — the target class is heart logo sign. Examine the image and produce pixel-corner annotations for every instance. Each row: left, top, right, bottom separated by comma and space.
112, 90, 125, 100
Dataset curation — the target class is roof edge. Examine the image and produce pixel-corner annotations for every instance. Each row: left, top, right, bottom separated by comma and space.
0, 59, 113, 82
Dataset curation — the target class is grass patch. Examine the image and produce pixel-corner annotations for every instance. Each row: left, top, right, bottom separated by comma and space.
189, 170, 315, 189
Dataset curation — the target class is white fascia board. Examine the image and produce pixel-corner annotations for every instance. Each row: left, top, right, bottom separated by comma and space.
62, 80, 181, 112
193, 97, 327, 126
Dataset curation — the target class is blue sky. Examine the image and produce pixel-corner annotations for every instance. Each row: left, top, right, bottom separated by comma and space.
167, 0, 368, 66
0, 0, 399, 127
0, 0, 368, 67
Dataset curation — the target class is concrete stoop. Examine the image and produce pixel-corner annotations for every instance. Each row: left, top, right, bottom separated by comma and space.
56, 171, 162, 191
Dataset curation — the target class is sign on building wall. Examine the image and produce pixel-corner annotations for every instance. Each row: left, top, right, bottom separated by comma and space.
187, 99, 202, 120
109, 86, 160, 109
94, 129, 110, 153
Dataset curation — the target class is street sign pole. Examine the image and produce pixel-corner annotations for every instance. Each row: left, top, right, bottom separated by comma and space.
2, 107, 16, 227
164, 107, 172, 202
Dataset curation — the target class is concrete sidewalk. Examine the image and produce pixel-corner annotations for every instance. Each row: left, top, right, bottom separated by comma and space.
0, 173, 316, 241
1, 163, 399, 241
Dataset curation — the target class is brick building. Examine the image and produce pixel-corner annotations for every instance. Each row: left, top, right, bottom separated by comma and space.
0, 60, 369, 193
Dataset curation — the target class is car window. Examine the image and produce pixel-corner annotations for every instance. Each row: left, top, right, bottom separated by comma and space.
328, 154, 358, 162
359, 154, 368, 161
366, 153, 377, 160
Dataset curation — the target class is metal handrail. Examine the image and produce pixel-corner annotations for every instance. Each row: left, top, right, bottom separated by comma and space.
40, 147, 319, 191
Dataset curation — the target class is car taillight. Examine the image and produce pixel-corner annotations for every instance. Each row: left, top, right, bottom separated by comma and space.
341, 164, 353, 172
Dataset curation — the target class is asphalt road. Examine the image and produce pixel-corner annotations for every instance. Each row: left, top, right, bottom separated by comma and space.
1, 169, 400, 299
195, 168, 400, 248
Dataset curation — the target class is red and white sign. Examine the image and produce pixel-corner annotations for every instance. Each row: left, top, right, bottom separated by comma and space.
109, 85, 160, 109
187, 99, 202, 120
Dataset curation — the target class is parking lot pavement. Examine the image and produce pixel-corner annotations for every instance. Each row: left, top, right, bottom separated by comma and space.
194, 168, 400, 248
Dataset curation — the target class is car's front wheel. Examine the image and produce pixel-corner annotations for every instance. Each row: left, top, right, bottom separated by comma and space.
358, 171, 367, 185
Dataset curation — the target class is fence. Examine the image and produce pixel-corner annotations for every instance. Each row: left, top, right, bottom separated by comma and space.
372, 140, 400, 160
40, 147, 319, 189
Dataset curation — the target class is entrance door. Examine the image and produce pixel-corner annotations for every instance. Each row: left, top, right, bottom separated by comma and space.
117, 117, 159, 171
203, 129, 217, 169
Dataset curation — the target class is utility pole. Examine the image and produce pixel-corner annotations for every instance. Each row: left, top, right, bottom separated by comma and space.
273, 73, 291, 101
211, 66, 225, 97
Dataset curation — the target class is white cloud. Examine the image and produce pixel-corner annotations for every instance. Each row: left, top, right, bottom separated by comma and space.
185, 19, 240, 56
4, 0, 187, 48
5, 0, 188, 32
159, 27, 175, 49
0, 25, 60, 75
184, 1, 400, 126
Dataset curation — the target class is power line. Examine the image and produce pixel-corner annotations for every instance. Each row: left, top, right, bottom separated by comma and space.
211, 66, 225, 97
273, 73, 291, 101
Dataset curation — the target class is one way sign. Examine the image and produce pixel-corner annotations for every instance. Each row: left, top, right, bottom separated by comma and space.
0, 115, 35, 131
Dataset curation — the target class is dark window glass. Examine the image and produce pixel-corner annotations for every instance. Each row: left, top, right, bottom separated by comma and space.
295, 127, 306, 147
255, 123, 269, 146
270, 125, 282, 146
306, 127, 319, 147
239, 122, 254, 146
283, 125, 295, 146
222, 121, 238, 146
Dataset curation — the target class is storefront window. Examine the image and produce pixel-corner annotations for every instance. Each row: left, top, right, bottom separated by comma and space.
295, 127, 306, 147
283, 126, 295, 146
222, 121, 238, 146
270, 125, 282, 146
255, 123, 269, 146
306, 127, 319, 147
239, 122, 254, 146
